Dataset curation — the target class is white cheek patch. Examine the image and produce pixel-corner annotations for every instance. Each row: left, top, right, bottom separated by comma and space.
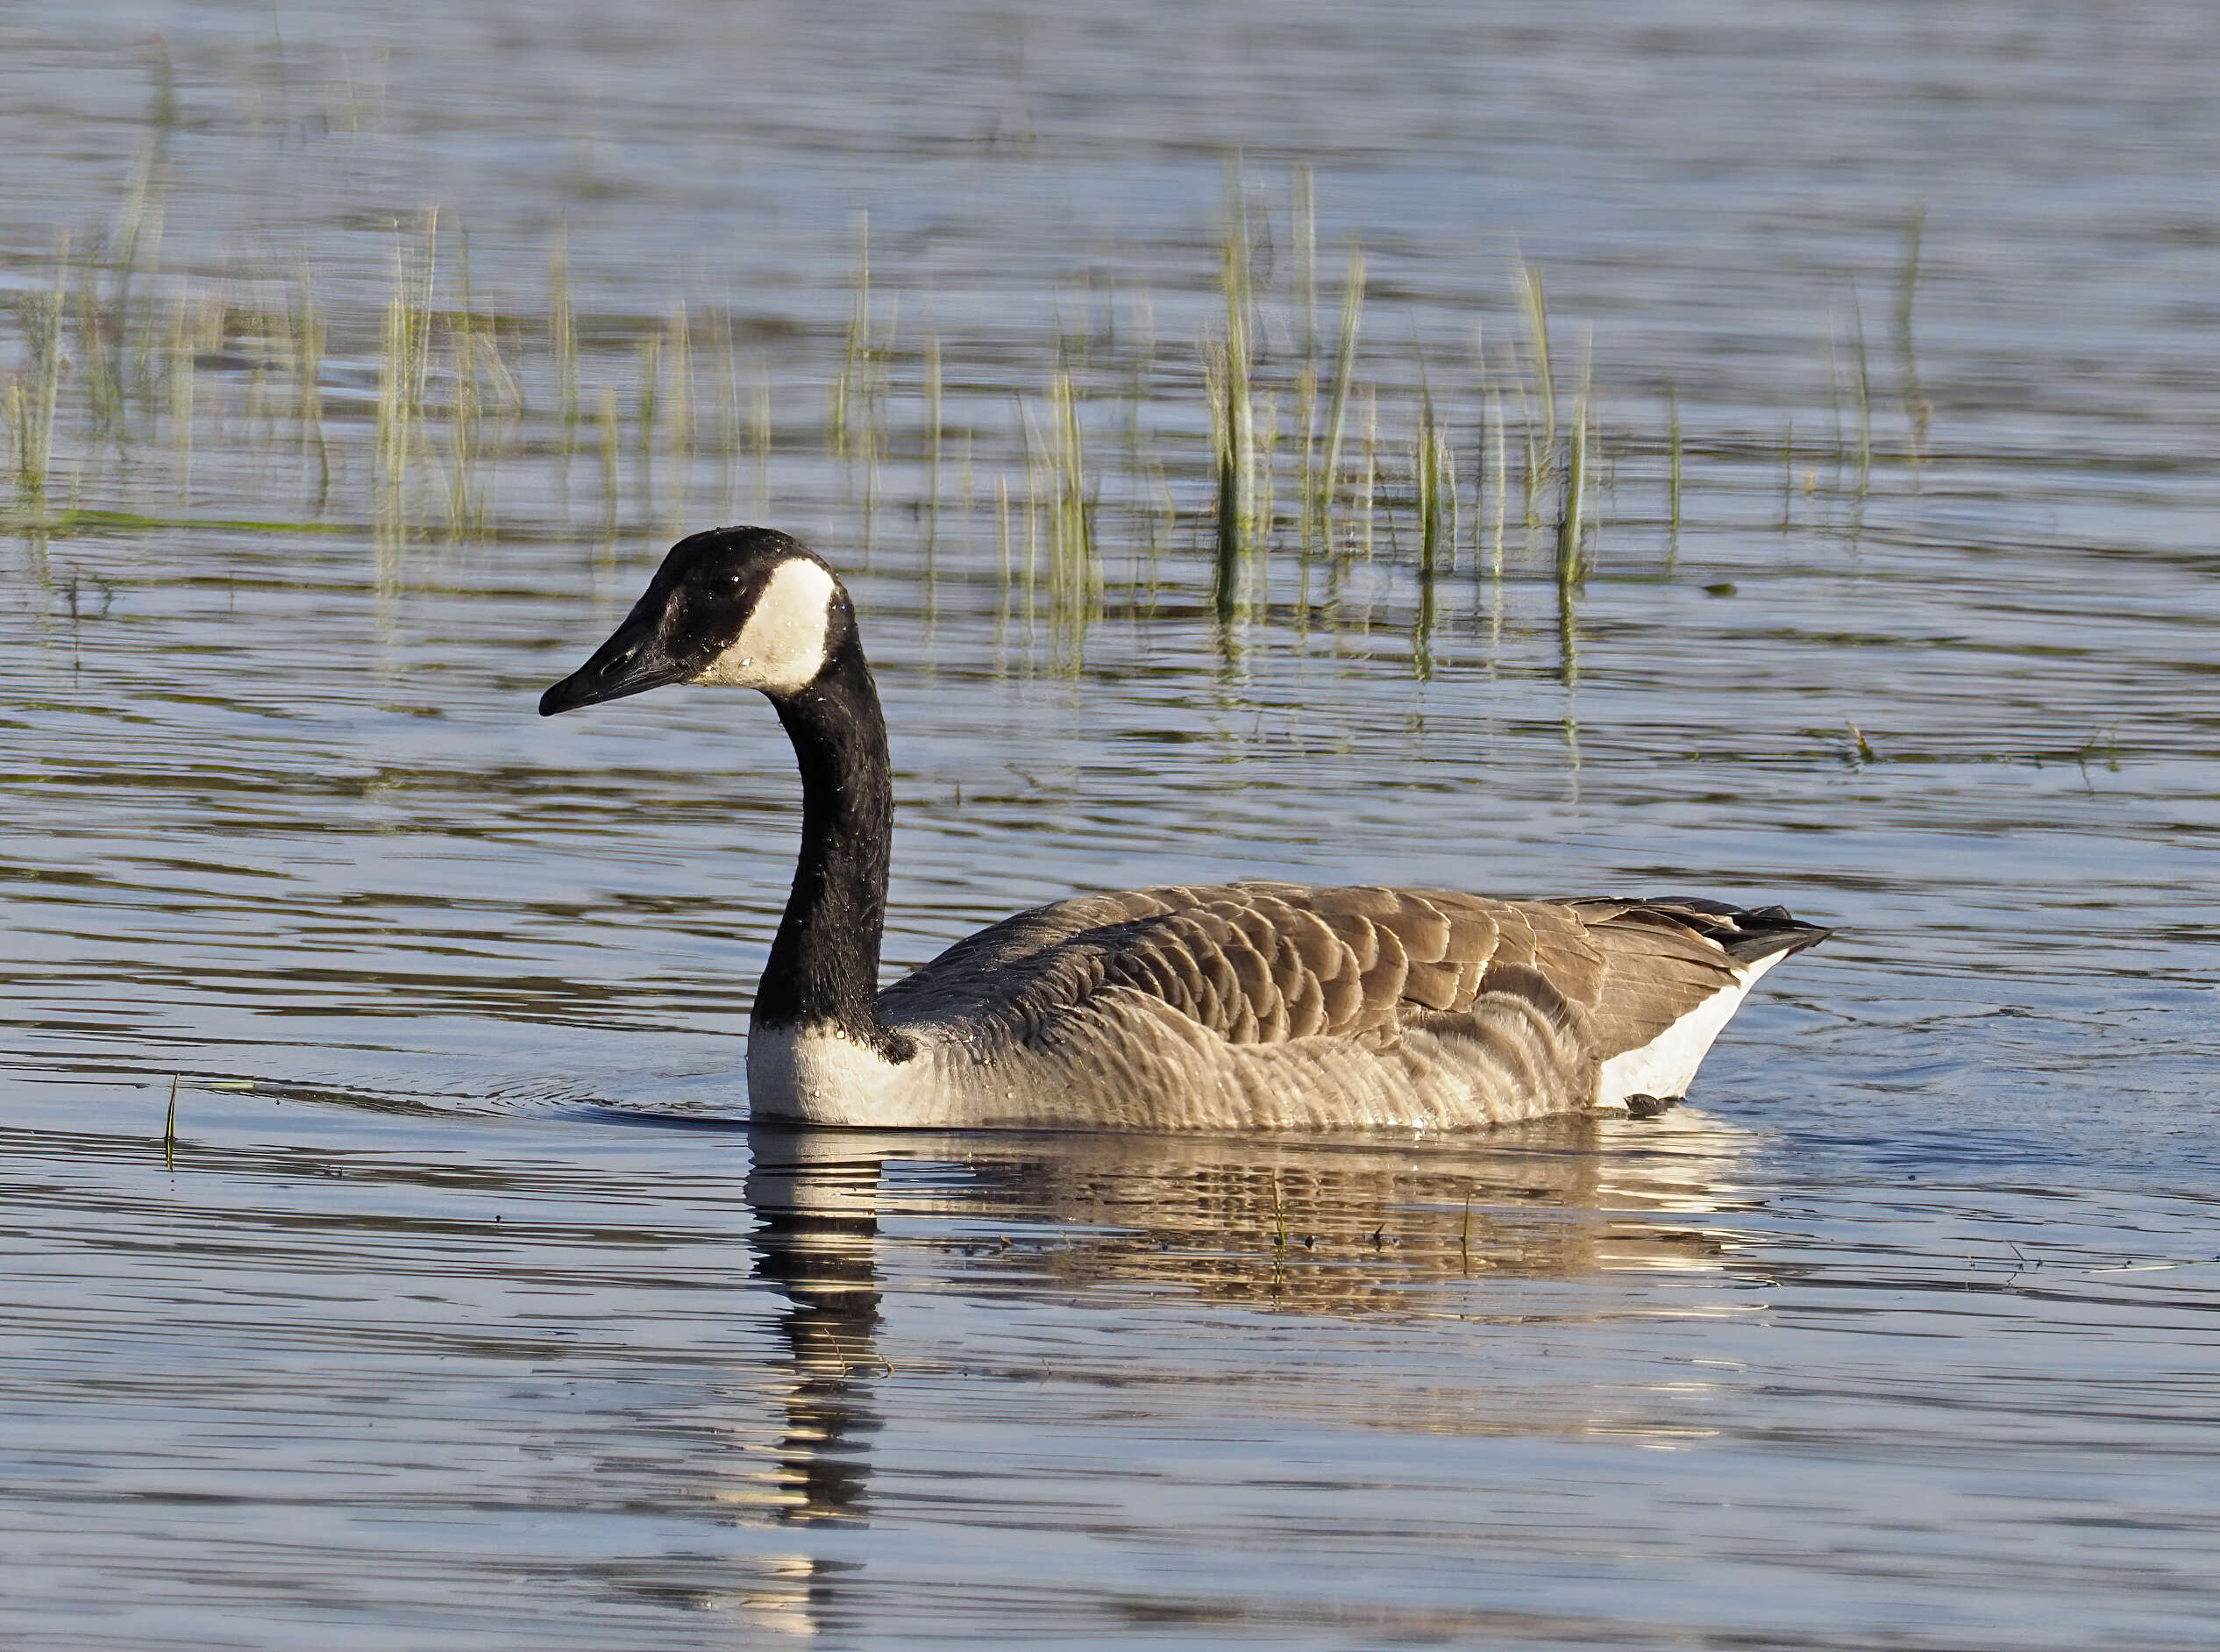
694, 558, 837, 695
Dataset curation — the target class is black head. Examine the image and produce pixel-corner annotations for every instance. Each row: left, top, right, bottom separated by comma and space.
539, 528, 854, 716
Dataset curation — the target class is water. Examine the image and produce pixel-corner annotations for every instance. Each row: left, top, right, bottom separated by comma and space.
4, 2, 2219, 1647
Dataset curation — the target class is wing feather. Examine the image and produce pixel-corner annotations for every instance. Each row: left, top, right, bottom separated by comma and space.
878, 880, 1825, 1070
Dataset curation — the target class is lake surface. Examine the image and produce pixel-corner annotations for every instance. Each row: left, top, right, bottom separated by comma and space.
4, 3, 2218, 1648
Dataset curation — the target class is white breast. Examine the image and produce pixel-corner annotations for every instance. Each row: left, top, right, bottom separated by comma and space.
746, 1020, 956, 1127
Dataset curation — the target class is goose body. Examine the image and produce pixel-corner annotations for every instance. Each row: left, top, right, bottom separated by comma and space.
542, 527, 1829, 1132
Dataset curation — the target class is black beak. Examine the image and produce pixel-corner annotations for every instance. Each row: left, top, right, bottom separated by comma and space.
539, 607, 690, 716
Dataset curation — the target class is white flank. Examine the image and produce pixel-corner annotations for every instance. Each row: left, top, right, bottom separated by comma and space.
1595, 951, 1785, 1108
696, 558, 837, 696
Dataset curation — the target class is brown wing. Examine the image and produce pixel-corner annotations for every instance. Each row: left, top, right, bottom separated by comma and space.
882, 881, 1823, 1064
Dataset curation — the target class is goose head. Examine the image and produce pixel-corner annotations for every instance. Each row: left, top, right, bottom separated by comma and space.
539, 527, 852, 716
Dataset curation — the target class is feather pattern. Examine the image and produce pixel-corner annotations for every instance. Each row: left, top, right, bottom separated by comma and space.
852, 883, 1827, 1131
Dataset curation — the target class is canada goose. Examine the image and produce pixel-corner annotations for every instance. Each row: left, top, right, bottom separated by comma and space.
540, 526, 1829, 1132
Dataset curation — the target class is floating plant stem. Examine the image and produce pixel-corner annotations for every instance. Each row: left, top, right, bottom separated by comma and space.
1416, 366, 1455, 587
1047, 365, 1099, 617
294, 264, 330, 511
1298, 360, 1320, 566
1557, 571, 1579, 687
164, 286, 199, 501
750, 355, 772, 511
714, 305, 740, 520
1517, 260, 1557, 488
665, 303, 694, 467
1358, 388, 1377, 562
1666, 388, 1683, 566
925, 334, 943, 549
1487, 380, 1507, 582
111, 145, 165, 403
73, 243, 125, 443
549, 228, 579, 432
1471, 323, 1489, 563
596, 384, 620, 530
1850, 293, 1873, 499
375, 217, 437, 526
6, 249, 68, 509
1895, 204, 1929, 464
1210, 185, 1256, 619
833, 210, 868, 455
1317, 249, 1364, 548
1779, 416, 1795, 529
443, 317, 484, 538
1555, 397, 1588, 586
996, 474, 1011, 591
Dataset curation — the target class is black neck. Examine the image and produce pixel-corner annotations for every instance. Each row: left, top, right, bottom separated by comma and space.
754, 635, 900, 1050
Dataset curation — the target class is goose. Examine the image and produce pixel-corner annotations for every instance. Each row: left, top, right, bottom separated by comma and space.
539, 526, 1829, 1132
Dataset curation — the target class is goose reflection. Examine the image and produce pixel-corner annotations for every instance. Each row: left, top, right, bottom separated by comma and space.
914, 1110, 1761, 1314
743, 1113, 1756, 1458
743, 1129, 889, 1528
725, 1111, 1758, 1629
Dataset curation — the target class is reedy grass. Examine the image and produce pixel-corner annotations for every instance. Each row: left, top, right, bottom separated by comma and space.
1779, 416, 1795, 530
374, 217, 437, 529
111, 146, 166, 396
5, 251, 68, 508
1485, 377, 1508, 583
1849, 291, 1874, 500
596, 386, 620, 532
1516, 260, 1556, 530
1208, 179, 1258, 619
73, 239, 126, 444
750, 354, 772, 511
710, 303, 741, 521
1415, 367, 1455, 587
1554, 395, 1587, 586
832, 211, 869, 457
1896, 204, 1929, 465
1554, 337, 1592, 587
635, 327, 660, 524
1044, 364, 1099, 616
663, 301, 695, 534
1315, 248, 1364, 554
292, 263, 330, 510
924, 334, 943, 551
548, 230, 579, 433
1357, 387, 1378, 563
3, 162, 1938, 667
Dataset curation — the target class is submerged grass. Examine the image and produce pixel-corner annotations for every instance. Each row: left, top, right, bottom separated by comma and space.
5, 253, 67, 507
1208, 174, 1257, 619
1315, 248, 1365, 555
375, 217, 437, 530
3, 164, 1934, 661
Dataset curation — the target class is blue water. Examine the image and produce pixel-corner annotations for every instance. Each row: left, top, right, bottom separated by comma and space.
4, 2, 2219, 1647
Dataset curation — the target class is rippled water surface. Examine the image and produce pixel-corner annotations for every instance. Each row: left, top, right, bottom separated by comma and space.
4, 3, 2218, 1648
